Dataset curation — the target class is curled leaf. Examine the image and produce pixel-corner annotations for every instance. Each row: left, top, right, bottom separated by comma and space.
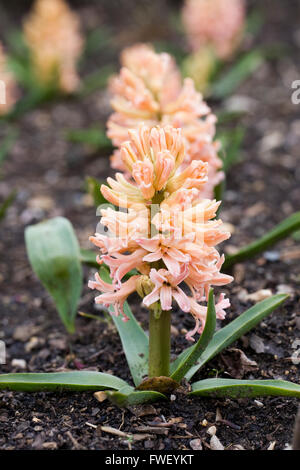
25, 217, 83, 333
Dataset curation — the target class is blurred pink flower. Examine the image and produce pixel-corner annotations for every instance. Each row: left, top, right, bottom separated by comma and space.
182, 0, 246, 60
23, 0, 83, 93
0, 43, 17, 115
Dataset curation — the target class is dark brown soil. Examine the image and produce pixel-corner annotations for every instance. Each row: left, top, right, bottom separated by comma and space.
0, 0, 299, 451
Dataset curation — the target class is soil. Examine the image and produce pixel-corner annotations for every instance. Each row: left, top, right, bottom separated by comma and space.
0, 0, 300, 451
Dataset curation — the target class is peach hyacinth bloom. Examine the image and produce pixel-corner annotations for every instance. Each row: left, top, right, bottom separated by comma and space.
23, 0, 83, 93
182, 0, 246, 60
89, 125, 233, 341
107, 43, 223, 198
0, 43, 17, 115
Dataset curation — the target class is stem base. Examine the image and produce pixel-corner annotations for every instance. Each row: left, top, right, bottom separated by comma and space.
148, 310, 171, 378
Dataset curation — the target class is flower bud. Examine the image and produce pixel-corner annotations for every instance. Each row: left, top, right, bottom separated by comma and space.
136, 275, 155, 299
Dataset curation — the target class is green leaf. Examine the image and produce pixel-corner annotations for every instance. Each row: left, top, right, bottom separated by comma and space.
190, 378, 300, 399
224, 212, 300, 270
0, 190, 16, 221
25, 217, 83, 333
0, 371, 128, 392
66, 129, 112, 152
212, 49, 264, 99
106, 386, 167, 407
111, 304, 149, 388
176, 294, 288, 382
100, 267, 149, 387
171, 289, 216, 383
85, 176, 109, 207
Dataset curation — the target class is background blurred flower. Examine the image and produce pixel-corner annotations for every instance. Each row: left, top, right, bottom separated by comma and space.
0, 43, 17, 115
182, 0, 246, 60
23, 0, 83, 93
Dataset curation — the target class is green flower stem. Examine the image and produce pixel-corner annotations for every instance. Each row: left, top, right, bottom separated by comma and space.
148, 309, 171, 378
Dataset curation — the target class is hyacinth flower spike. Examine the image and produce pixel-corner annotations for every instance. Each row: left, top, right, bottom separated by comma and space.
23, 0, 83, 93
88, 124, 233, 380
1, 135, 300, 404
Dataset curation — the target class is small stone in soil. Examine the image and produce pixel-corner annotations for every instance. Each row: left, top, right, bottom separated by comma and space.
210, 435, 224, 451
11, 359, 27, 369
264, 251, 280, 262
190, 438, 202, 450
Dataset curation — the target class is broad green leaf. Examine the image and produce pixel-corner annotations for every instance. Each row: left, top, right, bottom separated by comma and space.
175, 294, 288, 381
190, 378, 300, 399
0, 190, 16, 221
212, 50, 264, 99
100, 268, 149, 387
25, 217, 83, 333
171, 289, 216, 383
110, 301, 149, 387
66, 129, 112, 152
0, 371, 128, 392
224, 212, 300, 270
106, 385, 167, 407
